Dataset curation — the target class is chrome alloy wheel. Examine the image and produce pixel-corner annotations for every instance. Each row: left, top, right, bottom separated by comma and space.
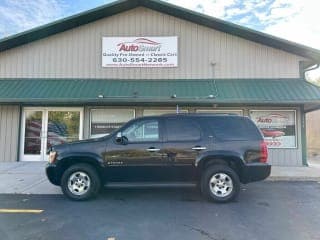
67, 171, 91, 196
209, 173, 233, 197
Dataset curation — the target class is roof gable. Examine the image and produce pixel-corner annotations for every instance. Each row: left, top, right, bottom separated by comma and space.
0, 0, 320, 62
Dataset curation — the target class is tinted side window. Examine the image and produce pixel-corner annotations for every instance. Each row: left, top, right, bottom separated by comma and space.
206, 117, 261, 140
165, 118, 201, 141
122, 119, 159, 142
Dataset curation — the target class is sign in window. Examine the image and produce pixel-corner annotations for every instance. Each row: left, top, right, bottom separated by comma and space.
250, 110, 297, 149
90, 109, 135, 138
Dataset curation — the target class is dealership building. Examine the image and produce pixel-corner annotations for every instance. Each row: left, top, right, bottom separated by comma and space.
1, 0, 320, 166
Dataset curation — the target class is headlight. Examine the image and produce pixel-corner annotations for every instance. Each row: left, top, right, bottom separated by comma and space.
48, 151, 57, 164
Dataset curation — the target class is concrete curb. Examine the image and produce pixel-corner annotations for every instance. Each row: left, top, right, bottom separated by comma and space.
267, 177, 320, 182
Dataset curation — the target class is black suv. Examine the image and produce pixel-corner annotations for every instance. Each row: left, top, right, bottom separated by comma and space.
46, 114, 271, 202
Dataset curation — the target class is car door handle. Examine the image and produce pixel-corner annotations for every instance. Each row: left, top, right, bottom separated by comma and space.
146, 148, 161, 152
192, 146, 207, 151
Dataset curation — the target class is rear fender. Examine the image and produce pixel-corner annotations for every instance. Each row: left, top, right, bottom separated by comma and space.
195, 150, 245, 168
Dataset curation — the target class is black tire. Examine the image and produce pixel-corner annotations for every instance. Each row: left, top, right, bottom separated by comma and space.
61, 163, 101, 201
201, 164, 240, 203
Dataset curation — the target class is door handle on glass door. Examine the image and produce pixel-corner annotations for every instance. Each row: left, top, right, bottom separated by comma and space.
192, 146, 207, 151
146, 147, 160, 152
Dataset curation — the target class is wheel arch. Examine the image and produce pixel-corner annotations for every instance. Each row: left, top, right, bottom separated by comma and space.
55, 154, 104, 185
197, 152, 244, 178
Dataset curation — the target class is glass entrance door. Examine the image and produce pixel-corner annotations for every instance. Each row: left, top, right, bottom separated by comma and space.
21, 108, 83, 161
22, 110, 44, 161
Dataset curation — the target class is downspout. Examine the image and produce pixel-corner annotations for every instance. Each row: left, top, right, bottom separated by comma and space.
301, 63, 319, 166
16, 104, 22, 162
301, 106, 308, 166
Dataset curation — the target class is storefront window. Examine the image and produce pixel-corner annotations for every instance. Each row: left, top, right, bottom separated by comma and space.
90, 109, 135, 138
47, 111, 80, 148
143, 109, 188, 116
250, 110, 297, 148
196, 109, 243, 115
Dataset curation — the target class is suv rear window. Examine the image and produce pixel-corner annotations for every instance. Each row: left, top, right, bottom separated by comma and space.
205, 117, 261, 141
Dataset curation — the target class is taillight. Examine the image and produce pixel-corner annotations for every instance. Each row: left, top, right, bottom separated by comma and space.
260, 141, 268, 163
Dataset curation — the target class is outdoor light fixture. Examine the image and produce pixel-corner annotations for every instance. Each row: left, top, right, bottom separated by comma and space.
208, 94, 215, 99
98, 94, 104, 98
171, 94, 177, 98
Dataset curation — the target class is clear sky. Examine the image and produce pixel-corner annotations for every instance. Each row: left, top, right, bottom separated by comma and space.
0, 0, 319, 78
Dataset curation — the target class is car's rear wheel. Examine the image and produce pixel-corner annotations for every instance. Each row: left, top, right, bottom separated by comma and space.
61, 163, 101, 201
201, 164, 240, 203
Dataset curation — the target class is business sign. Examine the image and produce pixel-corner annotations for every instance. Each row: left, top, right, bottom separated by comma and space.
91, 123, 125, 136
250, 110, 297, 148
102, 36, 178, 67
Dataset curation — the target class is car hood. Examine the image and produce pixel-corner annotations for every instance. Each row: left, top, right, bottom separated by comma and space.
50, 135, 110, 153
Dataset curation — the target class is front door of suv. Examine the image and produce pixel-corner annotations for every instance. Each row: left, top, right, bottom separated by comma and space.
162, 117, 209, 181
104, 118, 168, 182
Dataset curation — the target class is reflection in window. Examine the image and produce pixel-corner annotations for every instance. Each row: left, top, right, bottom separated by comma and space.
47, 111, 80, 148
24, 111, 43, 155
123, 120, 159, 142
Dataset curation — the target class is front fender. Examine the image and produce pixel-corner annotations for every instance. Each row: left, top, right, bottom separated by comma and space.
56, 152, 105, 168
50, 152, 105, 185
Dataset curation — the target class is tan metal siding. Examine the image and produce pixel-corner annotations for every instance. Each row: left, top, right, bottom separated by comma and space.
0, 7, 306, 79
0, 105, 20, 162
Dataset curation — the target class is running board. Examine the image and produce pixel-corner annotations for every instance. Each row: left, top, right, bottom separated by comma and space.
104, 182, 197, 188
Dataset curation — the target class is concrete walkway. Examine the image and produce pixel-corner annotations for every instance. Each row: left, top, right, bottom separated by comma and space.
0, 162, 319, 194
0, 162, 60, 194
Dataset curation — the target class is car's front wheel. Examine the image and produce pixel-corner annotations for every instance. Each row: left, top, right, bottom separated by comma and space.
61, 163, 101, 201
201, 164, 240, 203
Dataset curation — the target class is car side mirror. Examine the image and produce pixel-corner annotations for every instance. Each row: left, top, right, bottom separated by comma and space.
115, 132, 128, 145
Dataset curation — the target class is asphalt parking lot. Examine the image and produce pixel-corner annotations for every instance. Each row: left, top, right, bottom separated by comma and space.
0, 181, 319, 240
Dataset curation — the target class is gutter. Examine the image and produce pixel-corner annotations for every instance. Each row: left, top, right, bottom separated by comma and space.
304, 63, 319, 78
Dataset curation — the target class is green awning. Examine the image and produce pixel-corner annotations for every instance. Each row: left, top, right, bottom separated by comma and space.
0, 78, 320, 111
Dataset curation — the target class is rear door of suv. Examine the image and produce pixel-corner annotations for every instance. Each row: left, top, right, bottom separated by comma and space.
162, 116, 209, 181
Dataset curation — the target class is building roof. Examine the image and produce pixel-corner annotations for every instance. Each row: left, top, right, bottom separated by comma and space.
0, 0, 320, 62
0, 78, 320, 112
